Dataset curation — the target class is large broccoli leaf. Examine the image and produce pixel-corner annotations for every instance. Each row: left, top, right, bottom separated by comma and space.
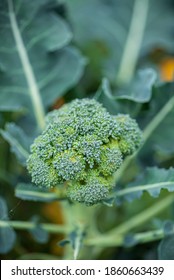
0, 0, 85, 127
96, 69, 156, 106
65, 0, 174, 83
115, 167, 174, 203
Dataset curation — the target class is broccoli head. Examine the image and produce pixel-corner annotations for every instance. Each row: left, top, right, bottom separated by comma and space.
27, 98, 142, 205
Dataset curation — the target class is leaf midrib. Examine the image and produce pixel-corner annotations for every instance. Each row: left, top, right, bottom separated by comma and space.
7, 0, 45, 129
15, 189, 58, 200
116, 181, 174, 197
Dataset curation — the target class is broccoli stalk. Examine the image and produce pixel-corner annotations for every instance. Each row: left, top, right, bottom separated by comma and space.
27, 98, 142, 205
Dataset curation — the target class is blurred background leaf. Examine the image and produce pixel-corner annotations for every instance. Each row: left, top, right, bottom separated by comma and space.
65, 0, 174, 84
29, 215, 49, 244
15, 183, 59, 202
0, 197, 16, 254
0, 123, 31, 166
0, 0, 85, 124
158, 235, 174, 259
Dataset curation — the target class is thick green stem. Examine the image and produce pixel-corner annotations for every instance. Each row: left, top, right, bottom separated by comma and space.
8, 0, 45, 130
59, 201, 98, 259
116, 0, 149, 85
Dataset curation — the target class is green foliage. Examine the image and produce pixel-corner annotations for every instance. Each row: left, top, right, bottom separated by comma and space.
0, 197, 16, 254
115, 167, 174, 203
0, 0, 85, 128
65, 0, 174, 82
27, 98, 142, 205
29, 216, 49, 244
15, 183, 59, 202
0, 123, 30, 165
158, 235, 174, 260
1, 0, 174, 261
96, 69, 157, 105
144, 82, 174, 154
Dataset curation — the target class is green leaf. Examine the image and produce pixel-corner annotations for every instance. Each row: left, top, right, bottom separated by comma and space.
0, 123, 30, 165
163, 221, 174, 236
65, 0, 174, 83
94, 78, 123, 114
158, 235, 174, 260
154, 111, 174, 155
115, 69, 157, 103
0, 226, 16, 254
96, 69, 156, 106
41, 47, 86, 108
140, 82, 174, 155
115, 167, 174, 203
29, 216, 49, 244
0, 0, 85, 128
95, 78, 143, 116
15, 183, 58, 202
0, 197, 8, 219
124, 234, 138, 248
0, 92, 27, 112
0, 197, 16, 254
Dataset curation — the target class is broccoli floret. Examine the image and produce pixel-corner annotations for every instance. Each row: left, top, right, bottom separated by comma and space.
27, 98, 142, 205
73, 135, 102, 168
99, 141, 123, 176
27, 153, 61, 187
111, 114, 142, 156
66, 170, 113, 206
53, 150, 86, 181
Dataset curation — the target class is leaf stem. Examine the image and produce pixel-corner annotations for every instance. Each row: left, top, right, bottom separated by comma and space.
108, 195, 174, 236
7, 0, 45, 130
133, 228, 164, 244
116, 0, 149, 85
115, 94, 174, 183
1, 195, 173, 248
85, 194, 174, 247
59, 201, 97, 259
0, 219, 70, 234
116, 182, 174, 197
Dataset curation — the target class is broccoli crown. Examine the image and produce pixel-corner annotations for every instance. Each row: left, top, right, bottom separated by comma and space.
27, 98, 142, 205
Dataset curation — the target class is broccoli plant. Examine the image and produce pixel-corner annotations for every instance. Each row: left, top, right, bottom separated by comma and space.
27, 99, 142, 205
1, 0, 174, 261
